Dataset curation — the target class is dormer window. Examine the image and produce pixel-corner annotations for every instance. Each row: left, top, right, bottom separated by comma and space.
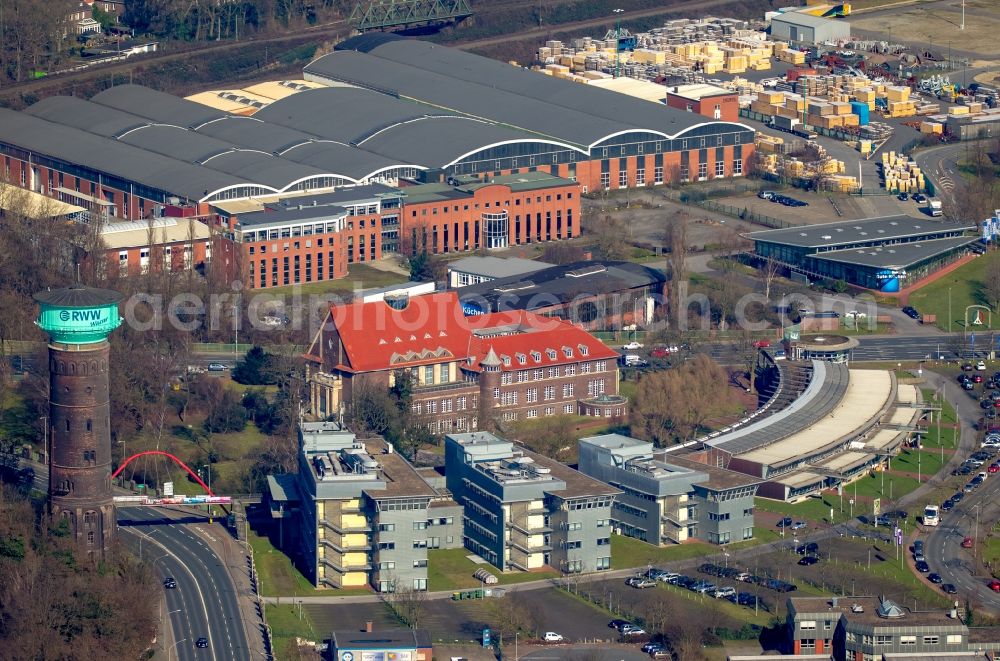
562, 346, 573, 358
516, 353, 527, 365
546, 349, 557, 360
579, 344, 589, 356
531, 350, 542, 362
501, 355, 511, 366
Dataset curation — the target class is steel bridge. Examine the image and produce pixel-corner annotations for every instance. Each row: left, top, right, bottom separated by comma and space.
349, 0, 473, 32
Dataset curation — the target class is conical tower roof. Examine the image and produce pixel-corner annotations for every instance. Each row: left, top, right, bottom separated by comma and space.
481, 346, 501, 367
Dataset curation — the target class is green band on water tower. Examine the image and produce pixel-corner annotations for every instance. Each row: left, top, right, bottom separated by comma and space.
34, 285, 123, 344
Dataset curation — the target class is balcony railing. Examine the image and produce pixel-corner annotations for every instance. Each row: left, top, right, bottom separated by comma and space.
321, 538, 370, 553
321, 518, 370, 534
509, 520, 553, 535
321, 557, 371, 573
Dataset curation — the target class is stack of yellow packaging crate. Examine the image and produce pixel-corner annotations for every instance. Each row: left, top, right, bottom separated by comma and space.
881, 152, 926, 193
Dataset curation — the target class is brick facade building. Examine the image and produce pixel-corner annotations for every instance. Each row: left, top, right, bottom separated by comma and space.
304, 292, 625, 434
217, 172, 580, 290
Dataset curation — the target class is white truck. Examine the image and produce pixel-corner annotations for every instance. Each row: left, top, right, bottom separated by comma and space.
926, 198, 943, 216
923, 504, 940, 526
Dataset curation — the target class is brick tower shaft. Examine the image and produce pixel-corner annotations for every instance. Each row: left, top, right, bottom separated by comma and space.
48, 341, 115, 556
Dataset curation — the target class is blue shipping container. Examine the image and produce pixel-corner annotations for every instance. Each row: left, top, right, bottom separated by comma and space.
850, 101, 870, 126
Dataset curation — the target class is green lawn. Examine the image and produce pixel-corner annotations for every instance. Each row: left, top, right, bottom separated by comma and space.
754, 496, 845, 525
907, 251, 1000, 332
610, 533, 717, 569
824, 539, 951, 608
266, 602, 318, 660
248, 529, 351, 598
847, 472, 923, 503
426, 548, 560, 591
891, 449, 948, 480
265, 263, 409, 299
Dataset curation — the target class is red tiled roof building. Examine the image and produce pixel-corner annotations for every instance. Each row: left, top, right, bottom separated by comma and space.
305, 292, 627, 433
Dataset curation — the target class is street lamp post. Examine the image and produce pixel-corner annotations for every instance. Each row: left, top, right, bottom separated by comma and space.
613, 8, 624, 78
40, 416, 47, 465
169, 639, 187, 661
515, 631, 519, 661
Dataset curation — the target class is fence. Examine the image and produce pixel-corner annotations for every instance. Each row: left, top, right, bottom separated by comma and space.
661, 189, 791, 228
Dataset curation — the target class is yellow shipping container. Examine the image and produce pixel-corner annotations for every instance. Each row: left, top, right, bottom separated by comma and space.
948, 105, 970, 115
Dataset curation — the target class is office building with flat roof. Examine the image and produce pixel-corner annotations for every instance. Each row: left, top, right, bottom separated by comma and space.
748, 216, 975, 293
787, 595, 970, 659
266, 421, 463, 591
579, 434, 760, 545
445, 431, 620, 574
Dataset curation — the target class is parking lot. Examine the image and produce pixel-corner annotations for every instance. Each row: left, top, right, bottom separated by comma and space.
303, 587, 615, 644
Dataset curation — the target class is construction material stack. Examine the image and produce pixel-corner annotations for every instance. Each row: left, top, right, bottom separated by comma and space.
880, 152, 926, 194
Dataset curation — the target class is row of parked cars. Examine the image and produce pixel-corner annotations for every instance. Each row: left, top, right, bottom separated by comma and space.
758, 190, 809, 207
697, 562, 797, 593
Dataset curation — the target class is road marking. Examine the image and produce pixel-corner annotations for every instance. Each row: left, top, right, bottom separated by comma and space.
126, 509, 220, 661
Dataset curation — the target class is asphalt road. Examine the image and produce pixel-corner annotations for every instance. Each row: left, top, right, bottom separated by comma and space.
118, 507, 254, 661
852, 332, 996, 361
521, 647, 649, 661
921, 369, 1000, 608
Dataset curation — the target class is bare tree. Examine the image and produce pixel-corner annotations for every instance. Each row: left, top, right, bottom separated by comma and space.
665, 211, 689, 326
761, 259, 782, 302
382, 579, 428, 630
983, 259, 1000, 312
632, 354, 732, 445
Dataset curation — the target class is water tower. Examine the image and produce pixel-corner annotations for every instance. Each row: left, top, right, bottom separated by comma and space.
34, 284, 123, 558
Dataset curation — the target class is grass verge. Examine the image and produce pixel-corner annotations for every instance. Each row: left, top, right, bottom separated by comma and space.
426, 548, 560, 591
907, 251, 1000, 332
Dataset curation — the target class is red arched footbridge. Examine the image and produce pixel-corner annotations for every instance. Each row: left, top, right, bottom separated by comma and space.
112, 450, 232, 506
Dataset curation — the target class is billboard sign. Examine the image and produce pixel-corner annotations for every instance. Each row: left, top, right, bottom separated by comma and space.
163, 481, 174, 497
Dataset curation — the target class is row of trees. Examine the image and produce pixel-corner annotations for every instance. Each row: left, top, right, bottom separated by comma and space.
0, 485, 158, 659
0, 0, 77, 84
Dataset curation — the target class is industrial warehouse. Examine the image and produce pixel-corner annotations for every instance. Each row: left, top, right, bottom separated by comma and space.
0, 35, 753, 289
748, 216, 977, 292
0, 35, 752, 210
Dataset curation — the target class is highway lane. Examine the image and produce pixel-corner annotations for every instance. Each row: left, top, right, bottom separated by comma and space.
119, 507, 253, 661
919, 369, 1000, 611
119, 523, 205, 661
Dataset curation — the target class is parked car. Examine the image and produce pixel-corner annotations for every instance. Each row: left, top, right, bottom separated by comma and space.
650, 347, 670, 358
609, 619, 631, 631
902, 306, 920, 319
626, 576, 658, 589
622, 626, 647, 636
798, 556, 819, 566
989, 579, 1000, 593
928, 573, 943, 584
753, 339, 771, 348
207, 363, 228, 371
758, 190, 777, 200
978, 361, 988, 371
543, 632, 564, 642
962, 537, 974, 548
941, 500, 955, 512
897, 192, 909, 201
791, 521, 807, 530
915, 560, 930, 573
711, 586, 736, 599
913, 193, 926, 203
623, 341, 644, 350
776, 517, 793, 528
942, 583, 958, 595
962, 363, 975, 371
